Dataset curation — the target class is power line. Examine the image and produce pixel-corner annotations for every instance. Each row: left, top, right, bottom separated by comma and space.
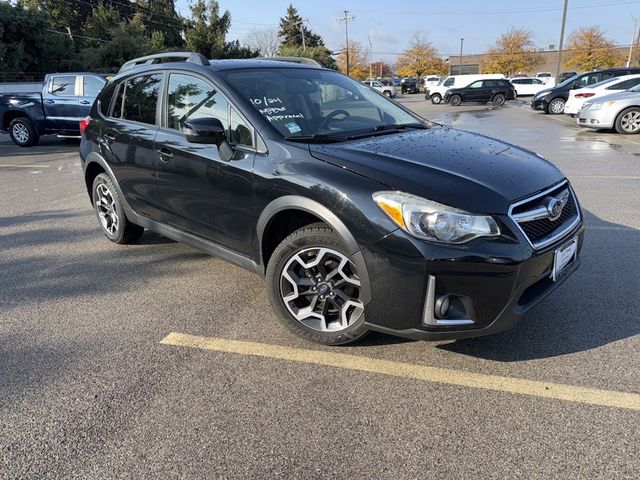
351, 0, 640, 17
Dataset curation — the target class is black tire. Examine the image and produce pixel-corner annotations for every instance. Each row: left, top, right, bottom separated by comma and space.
450, 94, 462, 106
383, 90, 392, 97
614, 107, 640, 134
266, 223, 369, 345
431, 93, 442, 104
546, 97, 565, 115
8, 117, 39, 147
492, 93, 506, 106
92, 173, 144, 244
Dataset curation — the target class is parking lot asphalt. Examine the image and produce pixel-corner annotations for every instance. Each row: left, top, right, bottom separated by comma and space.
1, 96, 639, 479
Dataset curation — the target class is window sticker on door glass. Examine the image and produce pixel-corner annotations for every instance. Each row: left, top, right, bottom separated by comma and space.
284, 122, 302, 134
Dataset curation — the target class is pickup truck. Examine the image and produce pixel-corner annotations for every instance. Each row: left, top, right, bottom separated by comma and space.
0, 73, 108, 146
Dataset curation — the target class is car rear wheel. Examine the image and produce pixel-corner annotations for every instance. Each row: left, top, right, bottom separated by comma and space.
266, 223, 369, 345
9, 117, 39, 147
449, 94, 462, 106
547, 98, 565, 115
492, 93, 506, 106
431, 93, 442, 104
615, 107, 640, 134
92, 173, 144, 244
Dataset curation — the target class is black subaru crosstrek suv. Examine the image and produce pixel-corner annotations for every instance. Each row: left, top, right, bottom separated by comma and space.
79, 53, 584, 345
444, 78, 516, 106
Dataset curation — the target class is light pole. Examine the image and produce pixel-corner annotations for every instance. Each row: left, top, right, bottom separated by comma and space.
555, 0, 569, 80
459, 38, 464, 70
368, 36, 373, 80
628, 14, 638, 67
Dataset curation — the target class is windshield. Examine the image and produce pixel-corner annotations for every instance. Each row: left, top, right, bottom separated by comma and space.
223, 68, 424, 139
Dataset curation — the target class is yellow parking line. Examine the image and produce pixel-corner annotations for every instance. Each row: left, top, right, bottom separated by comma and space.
161, 332, 640, 411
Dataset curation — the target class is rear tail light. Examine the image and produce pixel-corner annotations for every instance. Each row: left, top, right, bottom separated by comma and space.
575, 93, 595, 98
79, 116, 91, 136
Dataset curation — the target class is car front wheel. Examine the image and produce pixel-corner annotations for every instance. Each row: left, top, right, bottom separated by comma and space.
266, 223, 369, 345
547, 98, 565, 115
92, 173, 144, 244
615, 107, 640, 134
383, 90, 392, 97
449, 94, 462, 106
431, 93, 442, 104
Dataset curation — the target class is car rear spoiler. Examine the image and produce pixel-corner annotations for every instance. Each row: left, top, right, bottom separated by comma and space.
118, 52, 210, 74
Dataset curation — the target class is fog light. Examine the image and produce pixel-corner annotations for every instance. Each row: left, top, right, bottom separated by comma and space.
435, 295, 451, 319
590, 119, 599, 124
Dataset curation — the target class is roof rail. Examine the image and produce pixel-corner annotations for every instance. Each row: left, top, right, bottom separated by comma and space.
118, 52, 210, 74
257, 56, 324, 68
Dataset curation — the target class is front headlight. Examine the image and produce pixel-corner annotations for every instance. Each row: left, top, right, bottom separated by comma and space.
372, 191, 500, 244
588, 103, 603, 111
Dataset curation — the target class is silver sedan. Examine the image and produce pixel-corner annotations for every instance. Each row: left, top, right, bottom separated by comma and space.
577, 86, 640, 134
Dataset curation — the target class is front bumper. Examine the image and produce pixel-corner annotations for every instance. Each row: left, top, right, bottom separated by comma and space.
361, 219, 584, 341
576, 107, 616, 129
531, 96, 548, 110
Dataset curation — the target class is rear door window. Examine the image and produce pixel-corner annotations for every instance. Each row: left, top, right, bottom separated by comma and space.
609, 78, 640, 90
83, 76, 106, 97
51, 76, 77, 96
122, 74, 162, 125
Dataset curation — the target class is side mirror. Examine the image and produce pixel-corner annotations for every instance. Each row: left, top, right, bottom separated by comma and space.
181, 117, 226, 145
570, 82, 580, 90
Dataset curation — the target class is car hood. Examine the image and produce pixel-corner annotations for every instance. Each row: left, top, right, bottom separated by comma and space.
589, 90, 640, 103
309, 127, 564, 214
534, 87, 554, 98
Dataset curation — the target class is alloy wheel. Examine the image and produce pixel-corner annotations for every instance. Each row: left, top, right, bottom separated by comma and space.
12, 123, 29, 144
620, 110, 640, 133
95, 183, 119, 235
550, 99, 565, 114
280, 247, 364, 333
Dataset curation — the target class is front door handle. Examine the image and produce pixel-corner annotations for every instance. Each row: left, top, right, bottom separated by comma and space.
157, 148, 174, 162
80, 100, 91, 105
44, 99, 55, 104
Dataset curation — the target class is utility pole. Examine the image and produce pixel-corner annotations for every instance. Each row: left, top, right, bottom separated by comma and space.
627, 15, 637, 67
459, 38, 464, 72
296, 18, 309, 52
555, 0, 569, 80
338, 10, 355, 76
368, 36, 373, 79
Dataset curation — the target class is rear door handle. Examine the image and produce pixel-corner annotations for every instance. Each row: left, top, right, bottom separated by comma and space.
80, 100, 91, 105
157, 148, 174, 162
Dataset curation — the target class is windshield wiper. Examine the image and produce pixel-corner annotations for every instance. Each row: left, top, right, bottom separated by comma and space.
284, 133, 346, 143
344, 123, 428, 140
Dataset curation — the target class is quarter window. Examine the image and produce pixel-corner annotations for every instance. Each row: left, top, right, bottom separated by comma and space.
230, 107, 254, 147
122, 74, 162, 125
51, 76, 77, 96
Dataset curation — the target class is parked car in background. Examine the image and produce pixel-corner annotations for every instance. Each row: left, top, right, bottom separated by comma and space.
564, 74, 640, 115
80, 53, 583, 345
577, 85, 640, 134
423, 75, 440, 90
531, 67, 640, 114
401, 78, 420, 94
535, 72, 555, 85
510, 77, 550, 96
363, 80, 397, 97
426, 74, 505, 104
0, 72, 107, 146
444, 79, 516, 106
558, 71, 578, 83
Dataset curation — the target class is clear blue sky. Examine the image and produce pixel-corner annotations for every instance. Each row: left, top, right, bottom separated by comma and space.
176, 0, 640, 62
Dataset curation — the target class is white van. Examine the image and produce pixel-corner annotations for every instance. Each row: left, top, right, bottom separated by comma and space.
426, 74, 505, 104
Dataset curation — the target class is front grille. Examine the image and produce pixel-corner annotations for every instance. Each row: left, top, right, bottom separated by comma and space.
509, 181, 580, 249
